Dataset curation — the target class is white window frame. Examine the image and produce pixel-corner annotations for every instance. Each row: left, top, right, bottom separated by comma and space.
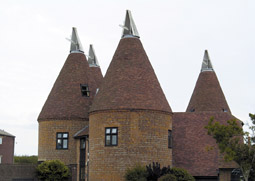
0, 136, 2, 144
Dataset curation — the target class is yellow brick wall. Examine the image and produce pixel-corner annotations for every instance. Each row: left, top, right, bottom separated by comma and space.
89, 110, 172, 181
219, 169, 231, 181
38, 120, 88, 165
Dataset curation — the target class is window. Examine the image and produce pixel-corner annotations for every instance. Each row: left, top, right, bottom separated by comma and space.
105, 127, 118, 146
0, 137, 2, 144
80, 138, 86, 149
168, 130, 172, 148
0, 155, 2, 164
190, 108, 195, 112
56, 133, 69, 149
80, 84, 90, 97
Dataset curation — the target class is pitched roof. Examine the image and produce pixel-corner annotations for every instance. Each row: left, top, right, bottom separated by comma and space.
0, 129, 15, 137
90, 37, 171, 113
186, 51, 231, 113
38, 53, 96, 121
173, 112, 238, 177
73, 126, 89, 138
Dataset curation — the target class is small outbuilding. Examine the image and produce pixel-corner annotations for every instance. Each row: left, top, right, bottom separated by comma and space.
0, 129, 15, 164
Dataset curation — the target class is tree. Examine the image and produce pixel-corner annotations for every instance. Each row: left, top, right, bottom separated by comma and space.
36, 160, 70, 181
205, 114, 255, 181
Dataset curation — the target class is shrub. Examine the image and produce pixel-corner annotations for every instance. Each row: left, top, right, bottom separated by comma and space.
36, 160, 70, 181
125, 163, 195, 181
125, 164, 148, 181
159, 174, 177, 181
170, 167, 195, 181
146, 162, 171, 180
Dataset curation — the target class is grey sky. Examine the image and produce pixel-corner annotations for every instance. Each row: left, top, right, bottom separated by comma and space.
0, 0, 254, 155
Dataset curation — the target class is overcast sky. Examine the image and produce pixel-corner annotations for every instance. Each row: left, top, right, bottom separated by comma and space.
0, 0, 254, 156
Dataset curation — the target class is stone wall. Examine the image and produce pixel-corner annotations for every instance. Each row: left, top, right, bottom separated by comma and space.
38, 120, 88, 165
89, 110, 172, 181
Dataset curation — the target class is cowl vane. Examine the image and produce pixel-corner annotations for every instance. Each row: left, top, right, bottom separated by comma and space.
88, 44, 99, 67
201, 50, 213, 72
70, 27, 84, 53
121, 10, 140, 38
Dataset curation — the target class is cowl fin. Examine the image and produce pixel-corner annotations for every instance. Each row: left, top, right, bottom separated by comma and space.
121, 10, 140, 38
70, 27, 84, 53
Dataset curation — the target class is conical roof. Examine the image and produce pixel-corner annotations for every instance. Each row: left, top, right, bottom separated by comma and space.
88, 45, 103, 89
38, 53, 96, 121
90, 37, 171, 113
186, 50, 231, 113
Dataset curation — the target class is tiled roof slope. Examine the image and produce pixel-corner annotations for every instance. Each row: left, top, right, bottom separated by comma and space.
173, 112, 238, 177
90, 38, 171, 113
90, 67, 103, 90
186, 71, 231, 113
0, 129, 15, 137
74, 126, 89, 138
38, 53, 96, 121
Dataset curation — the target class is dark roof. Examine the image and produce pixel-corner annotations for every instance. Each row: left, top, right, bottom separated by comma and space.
0, 129, 15, 137
186, 71, 231, 113
90, 38, 171, 113
90, 67, 103, 90
74, 126, 89, 138
173, 112, 238, 177
38, 53, 96, 121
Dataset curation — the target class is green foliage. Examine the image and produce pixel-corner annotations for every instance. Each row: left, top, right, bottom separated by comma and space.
125, 163, 194, 181
36, 160, 70, 181
14, 155, 38, 164
125, 164, 148, 181
205, 117, 243, 161
170, 167, 195, 181
158, 174, 177, 181
146, 162, 171, 180
205, 114, 255, 181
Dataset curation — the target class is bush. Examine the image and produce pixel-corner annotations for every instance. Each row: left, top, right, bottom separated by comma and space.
125, 163, 195, 181
125, 164, 148, 181
146, 162, 171, 180
36, 160, 70, 181
170, 167, 195, 181
159, 174, 177, 181
14, 155, 38, 164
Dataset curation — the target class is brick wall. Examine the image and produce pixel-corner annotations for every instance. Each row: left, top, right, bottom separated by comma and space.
38, 120, 88, 165
89, 110, 172, 181
0, 136, 15, 164
0, 164, 37, 181
0, 163, 78, 181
